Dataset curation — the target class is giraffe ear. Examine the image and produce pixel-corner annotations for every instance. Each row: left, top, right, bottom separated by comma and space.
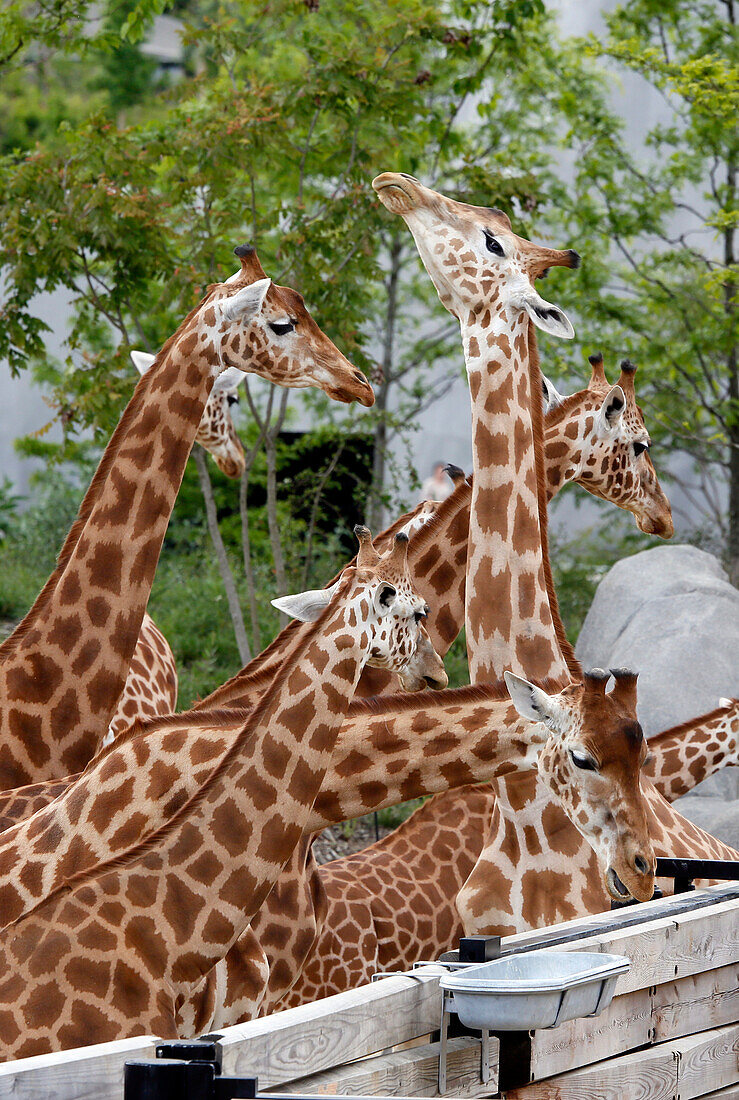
272, 586, 333, 622
541, 373, 566, 413
221, 277, 271, 325
596, 385, 626, 435
130, 350, 157, 376
213, 366, 244, 394
504, 672, 561, 737
515, 288, 575, 340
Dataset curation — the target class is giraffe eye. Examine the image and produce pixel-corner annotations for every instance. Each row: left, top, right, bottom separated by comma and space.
227, 394, 239, 407
484, 231, 505, 257
269, 320, 295, 336
570, 749, 598, 771
414, 607, 428, 623
633, 441, 649, 457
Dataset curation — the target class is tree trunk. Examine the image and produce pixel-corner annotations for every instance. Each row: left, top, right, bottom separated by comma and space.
725, 145, 738, 587
193, 445, 251, 664
265, 388, 290, 624
367, 235, 402, 530
240, 465, 262, 654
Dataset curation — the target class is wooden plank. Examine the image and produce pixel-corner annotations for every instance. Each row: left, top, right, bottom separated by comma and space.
499, 884, 739, 958
510, 985, 653, 1083
503, 959, 739, 1086
501, 1039, 677, 1100
0, 1036, 157, 1100
674, 1023, 739, 1100
653, 962, 739, 1042
269, 1036, 499, 1098
217, 966, 447, 1087
502, 1022, 739, 1100
702, 1087, 739, 1100
512, 894, 739, 996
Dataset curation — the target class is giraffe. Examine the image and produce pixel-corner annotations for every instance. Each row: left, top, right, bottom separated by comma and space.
102, 355, 250, 748
373, 171, 580, 687
105, 614, 178, 747
372, 174, 737, 933
0, 526, 443, 1058
0, 245, 373, 792
271, 696, 739, 1011
184, 681, 739, 1029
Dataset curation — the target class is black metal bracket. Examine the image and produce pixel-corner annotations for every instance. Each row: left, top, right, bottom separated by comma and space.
124, 1040, 258, 1100
609, 855, 739, 909
656, 856, 739, 894
125, 1040, 420, 1100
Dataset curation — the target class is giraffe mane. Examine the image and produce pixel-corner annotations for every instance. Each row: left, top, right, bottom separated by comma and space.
648, 701, 738, 747
404, 475, 473, 560
83, 706, 253, 771
348, 677, 562, 717
526, 320, 581, 682
0, 285, 220, 661
540, 388, 594, 431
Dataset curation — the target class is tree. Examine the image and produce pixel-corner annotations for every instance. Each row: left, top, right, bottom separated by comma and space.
552, 0, 738, 580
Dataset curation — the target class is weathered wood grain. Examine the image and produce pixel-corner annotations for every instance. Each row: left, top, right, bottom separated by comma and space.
269, 1036, 498, 1098
218, 966, 446, 1087
0, 1036, 157, 1100
511, 894, 739, 996
514, 986, 653, 1082
502, 1022, 739, 1100
654, 963, 739, 1042
501, 1039, 677, 1100
674, 1023, 739, 1100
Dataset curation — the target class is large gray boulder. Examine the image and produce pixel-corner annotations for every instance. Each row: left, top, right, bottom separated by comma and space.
575, 545, 739, 813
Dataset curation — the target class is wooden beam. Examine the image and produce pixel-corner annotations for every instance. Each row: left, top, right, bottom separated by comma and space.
501, 892, 739, 996
499, 884, 739, 958
502, 1022, 739, 1100
498, 986, 653, 1086
217, 966, 446, 1088
0, 1036, 157, 1100
269, 1036, 499, 1099
674, 1023, 739, 1100
653, 963, 739, 1042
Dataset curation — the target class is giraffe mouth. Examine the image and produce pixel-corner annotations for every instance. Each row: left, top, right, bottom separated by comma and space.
372, 174, 417, 215
606, 867, 631, 900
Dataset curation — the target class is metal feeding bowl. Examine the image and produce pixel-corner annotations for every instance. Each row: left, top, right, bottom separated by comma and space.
439, 950, 630, 1031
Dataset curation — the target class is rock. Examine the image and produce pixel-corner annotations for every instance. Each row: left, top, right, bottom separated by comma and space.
575, 545, 739, 800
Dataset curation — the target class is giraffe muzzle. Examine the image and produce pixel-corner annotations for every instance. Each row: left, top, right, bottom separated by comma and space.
372, 173, 418, 215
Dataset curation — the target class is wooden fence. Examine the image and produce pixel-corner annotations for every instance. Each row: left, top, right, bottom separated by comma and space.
0, 882, 737, 1100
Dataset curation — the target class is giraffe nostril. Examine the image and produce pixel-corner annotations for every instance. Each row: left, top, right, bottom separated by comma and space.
353, 369, 368, 385
634, 855, 649, 876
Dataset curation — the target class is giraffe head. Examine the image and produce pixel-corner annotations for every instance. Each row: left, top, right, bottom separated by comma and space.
273, 526, 448, 692
544, 353, 673, 538
209, 245, 374, 406
372, 174, 578, 334
505, 667, 655, 903
132, 352, 246, 478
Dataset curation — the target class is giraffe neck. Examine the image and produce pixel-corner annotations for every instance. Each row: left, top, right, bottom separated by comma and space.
462, 308, 571, 686
644, 701, 739, 801
0, 314, 225, 788
0, 682, 541, 928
